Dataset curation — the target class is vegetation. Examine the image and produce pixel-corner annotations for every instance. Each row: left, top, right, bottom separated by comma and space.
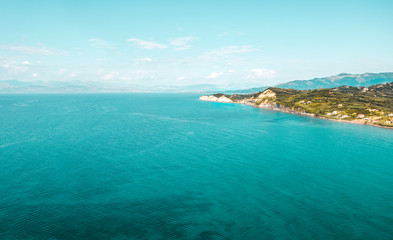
218, 82, 393, 127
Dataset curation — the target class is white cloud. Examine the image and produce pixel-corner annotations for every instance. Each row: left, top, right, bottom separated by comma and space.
2, 63, 11, 69
118, 70, 148, 81
228, 70, 235, 73
96, 57, 112, 62
98, 70, 148, 81
96, 69, 105, 75
32, 73, 38, 78
58, 68, 66, 75
135, 57, 152, 63
218, 32, 243, 37
68, 72, 78, 78
207, 71, 224, 79
131, 70, 148, 79
127, 38, 167, 49
119, 75, 131, 81
88, 38, 116, 49
177, 76, 186, 80
22, 61, 31, 65
218, 32, 230, 37
205, 45, 257, 57
169, 37, 196, 50
0, 44, 59, 55
2, 62, 28, 73
247, 68, 276, 79
102, 71, 120, 80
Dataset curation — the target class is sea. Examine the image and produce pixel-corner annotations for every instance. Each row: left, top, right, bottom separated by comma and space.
1, 93, 393, 240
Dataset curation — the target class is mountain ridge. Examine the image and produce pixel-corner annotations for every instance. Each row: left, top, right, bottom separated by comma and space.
217, 72, 393, 94
275, 72, 393, 90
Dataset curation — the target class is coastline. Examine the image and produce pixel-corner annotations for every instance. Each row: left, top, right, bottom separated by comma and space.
200, 96, 393, 130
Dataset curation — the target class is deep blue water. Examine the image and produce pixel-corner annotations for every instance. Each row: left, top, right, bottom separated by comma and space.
1, 93, 393, 239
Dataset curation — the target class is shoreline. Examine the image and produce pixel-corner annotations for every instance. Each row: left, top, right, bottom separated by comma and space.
200, 97, 393, 130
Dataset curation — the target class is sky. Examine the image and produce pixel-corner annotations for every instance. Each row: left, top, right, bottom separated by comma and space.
0, 0, 393, 90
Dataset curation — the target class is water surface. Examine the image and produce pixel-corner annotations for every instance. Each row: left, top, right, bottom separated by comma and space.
1, 94, 393, 239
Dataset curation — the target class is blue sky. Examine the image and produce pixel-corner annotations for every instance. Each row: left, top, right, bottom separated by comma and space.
0, 0, 392, 89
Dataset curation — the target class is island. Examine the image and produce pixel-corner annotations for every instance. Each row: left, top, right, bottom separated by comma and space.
200, 82, 393, 128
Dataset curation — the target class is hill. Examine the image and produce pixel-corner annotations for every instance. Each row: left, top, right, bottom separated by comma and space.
200, 82, 393, 128
276, 72, 393, 90
228, 72, 393, 93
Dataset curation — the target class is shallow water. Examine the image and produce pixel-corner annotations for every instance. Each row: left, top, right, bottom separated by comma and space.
1, 93, 393, 239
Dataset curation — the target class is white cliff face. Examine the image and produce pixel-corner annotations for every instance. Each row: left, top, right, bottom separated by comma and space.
199, 95, 233, 103
255, 89, 277, 107
199, 95, 218, 101
200, 89, 277, 106
257, 89, 276, 99
217, 96, 233, 103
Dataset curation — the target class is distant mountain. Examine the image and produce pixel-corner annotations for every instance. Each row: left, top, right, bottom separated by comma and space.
0, 80, 147, 93
1, 72, 392, 93
223, 86, 269, 94
0, 80, 225, 93
224, 72, 393, 94
276, 72, 393, 90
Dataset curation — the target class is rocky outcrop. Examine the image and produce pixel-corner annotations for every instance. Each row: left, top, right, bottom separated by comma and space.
257, 89, 276, 99
200, 89, 316, 117
199, 95, 233, 103
254, 89, 278, 109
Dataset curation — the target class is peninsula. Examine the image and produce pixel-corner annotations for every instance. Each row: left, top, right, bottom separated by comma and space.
200, 82, 393, 128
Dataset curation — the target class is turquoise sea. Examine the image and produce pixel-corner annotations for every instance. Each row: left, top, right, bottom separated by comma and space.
1, 93, 393, 239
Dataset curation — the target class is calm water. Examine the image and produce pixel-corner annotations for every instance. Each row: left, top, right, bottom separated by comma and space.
1, 94, 393, 240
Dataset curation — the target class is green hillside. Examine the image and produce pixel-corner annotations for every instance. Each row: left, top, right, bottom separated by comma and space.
215, 82, 393, 128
